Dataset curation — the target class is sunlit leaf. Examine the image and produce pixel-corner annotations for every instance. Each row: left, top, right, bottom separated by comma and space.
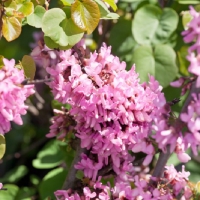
132, 45, 178, 87
0, 55, 4, 69
21, 55, 36, 80
94, 0, 119, 19
27, 5, 46, 28
32, 140, 65, 169
0, 184, 19, 199
0, 165, 28, 183
39, 168, 67, 199
60, 0, 75, 5
42, 8, 68, 46
0, 134, 5, 159
71, 0, 100, 34
42, 8, 84, 48
16, 1, 34, 17
103, 0, 117, 11
31, 0, 45, 6
132, 5, 178, 46
178, 0, 200, 4
2, 16, 21, 41
61, 18, 84, 46
177, 46, 189, 76
182, 11, 193, 30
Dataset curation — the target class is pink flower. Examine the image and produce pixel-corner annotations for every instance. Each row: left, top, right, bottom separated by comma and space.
0, 58, 34, 134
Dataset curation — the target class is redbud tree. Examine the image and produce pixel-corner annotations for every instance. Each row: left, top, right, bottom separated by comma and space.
0, 0, 200, 199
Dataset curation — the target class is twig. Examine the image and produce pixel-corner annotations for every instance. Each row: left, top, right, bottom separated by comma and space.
62, 139, 87, 190
152, 81, 200, 178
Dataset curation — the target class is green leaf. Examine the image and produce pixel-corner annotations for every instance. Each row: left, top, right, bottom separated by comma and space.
132, 45, 178, 87
16, 1, 34, 17
94, 0, 119, 19
21, 55, 36, 80
177, 46, 189, 76
62, 18, 84, 45
60, 0, 75, 6
71, 0, 100, 34
32, 140, 65, 169
132, 5, 178, 46
15, 187, 36, 200
44, 35, 73, 50
0, 56, 4, 69
182, 11, 193, 30
27, 5, 46, 28
0, 165, 28, 183
42, 8, 67, 45
0, 134, 5, 159
109, 18, 135, 55
31, 0, 45, 6
42, 8, 84, 47
0, 184, 19, 200
76, 170, 84, 179
39, 168, 67, 199
103, 0, 117, 11
2, 16, 21, 41
178, 0, 200, 4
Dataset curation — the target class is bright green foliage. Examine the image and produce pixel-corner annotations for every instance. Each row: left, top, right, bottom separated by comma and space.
0, 55, 4, 68
42, 8, 84, 49
0, 134, 5, 160
15, 0, 34, 17
182, 11, 193, 30
177, 46, 190, 76
2, 16, 21, 41
103, 0, 117, 11
2, 0, 34, 41
60, 0, 75, 6
21, 55, 36, 80
131, 45, 178, 87
71, 0, 100, 34
39, 167, 67, 199
132, 5, 178, 46
0, 165, 28, 183
0, 184, 35, 200
32, 140, 66, 169
31, 0, 45, 6
0, 184, 19, 200
178, 0, 200, 4
27, 5, 46, 28
94, 0, 119, 19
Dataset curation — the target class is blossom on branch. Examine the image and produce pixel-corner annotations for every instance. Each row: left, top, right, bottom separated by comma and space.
0, 59, 35, 134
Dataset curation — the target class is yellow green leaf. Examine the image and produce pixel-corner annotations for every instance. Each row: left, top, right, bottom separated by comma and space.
16, 1, 34, 17
0, 55, 4, 69
182, 11, 193, 30
71, 0, 100, 34
2, 16, 21, 41
0, 134, 6, 160
103, 0, 117, 11
21, 55, 36, 80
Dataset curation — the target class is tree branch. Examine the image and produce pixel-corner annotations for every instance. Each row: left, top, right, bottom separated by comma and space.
152, 81, 200, 178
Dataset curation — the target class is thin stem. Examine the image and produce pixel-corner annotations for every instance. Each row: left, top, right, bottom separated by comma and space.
62, 139, 87, 190
152, 81, 200, 178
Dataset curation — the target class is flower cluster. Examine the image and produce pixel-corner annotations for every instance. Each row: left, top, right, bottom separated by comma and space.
0, 59, 35, 134
54, 165, 192, 199
46, 108, 75, 140
45, 44, 165, 177
182, 6, 200, 87
29, 41, 195, 199
170, 7, 200, 161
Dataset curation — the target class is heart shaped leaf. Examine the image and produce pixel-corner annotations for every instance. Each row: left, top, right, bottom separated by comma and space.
132, 45, 178, 87
71, 0, 100, 34
2, 16, 21, 41
132, 5, 178, 46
